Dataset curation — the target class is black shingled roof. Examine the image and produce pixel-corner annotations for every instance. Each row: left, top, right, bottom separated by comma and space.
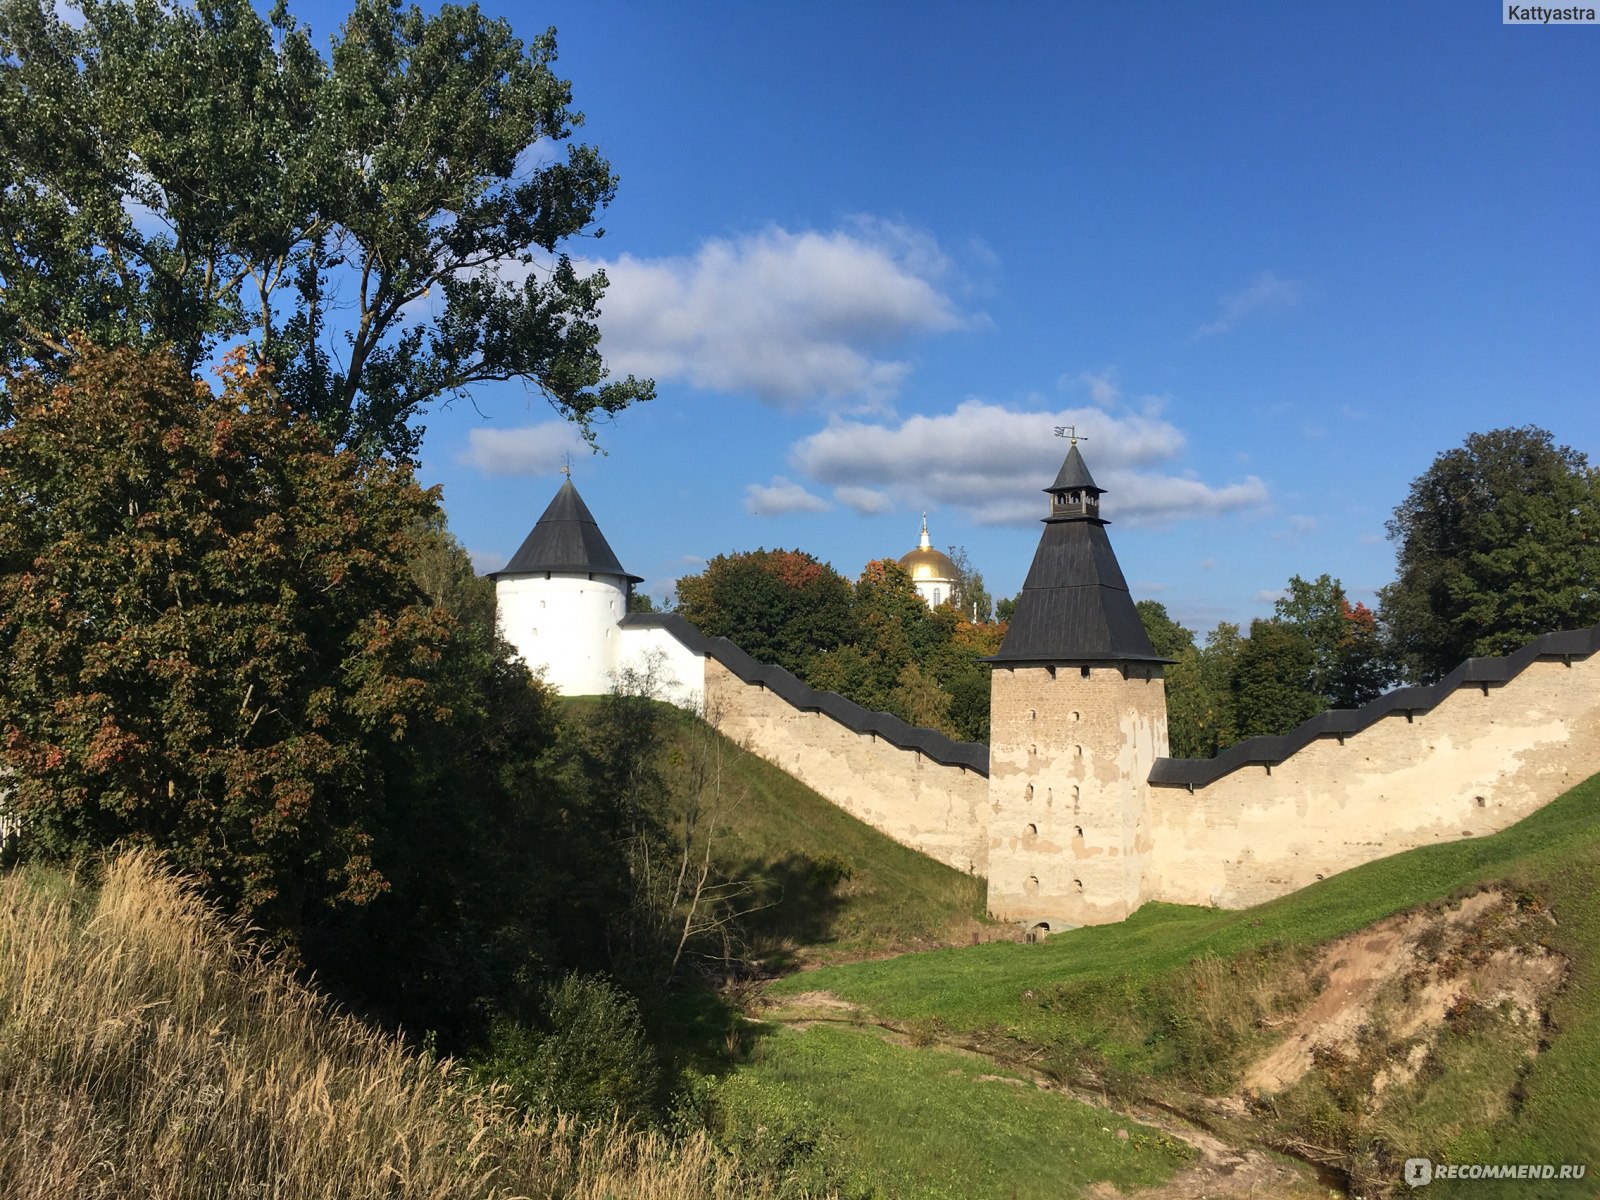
1049, 443, 1101, 493
986, 446, 1166, 665
490, 479, 642, 582
1149, 620, 1600, 789
619, 613, 990, 775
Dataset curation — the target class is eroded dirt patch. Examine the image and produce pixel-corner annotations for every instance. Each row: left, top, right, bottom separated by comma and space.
1242, 888, 1564, 1095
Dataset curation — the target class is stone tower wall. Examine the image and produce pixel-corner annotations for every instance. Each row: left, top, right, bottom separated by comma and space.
986, 663, 1168, 925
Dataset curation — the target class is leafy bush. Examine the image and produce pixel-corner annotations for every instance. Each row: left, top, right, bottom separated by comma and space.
481, 972, 662, 1125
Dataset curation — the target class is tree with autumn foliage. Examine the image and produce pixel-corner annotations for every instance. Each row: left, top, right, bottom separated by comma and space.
0, 348, 569, 982
1273, 574, 1392, 708
678, 551, 1004, 742
673, 548, 856, 676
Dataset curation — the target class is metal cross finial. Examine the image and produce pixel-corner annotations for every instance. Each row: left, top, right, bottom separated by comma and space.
1053, 425, 1088, 446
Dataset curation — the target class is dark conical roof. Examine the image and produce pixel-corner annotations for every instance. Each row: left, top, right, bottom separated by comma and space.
986, 446, 1165, 665
490, 479, 642, 582
1048, 442, 1101, 494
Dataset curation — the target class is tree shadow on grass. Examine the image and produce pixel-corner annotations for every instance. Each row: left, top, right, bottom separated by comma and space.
733, 850, 854, 973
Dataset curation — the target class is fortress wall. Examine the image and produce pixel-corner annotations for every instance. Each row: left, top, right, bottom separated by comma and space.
616, 623, 706, 710
703, 658, 990, 874
1145, 653, 1600, 909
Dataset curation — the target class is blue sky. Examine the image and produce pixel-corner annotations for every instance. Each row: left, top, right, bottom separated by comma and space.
330, 1, 1596, 629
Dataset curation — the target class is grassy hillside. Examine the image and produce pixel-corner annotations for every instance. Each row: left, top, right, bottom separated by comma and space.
0, 852, 786, 1200
752, 773, 1600, 1197
567, 697, 993, 965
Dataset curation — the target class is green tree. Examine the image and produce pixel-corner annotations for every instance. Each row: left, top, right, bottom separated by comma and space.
1230, 619, 1325, 740
1192, 622, 1244, 755
1380, 426, 1600, 682
1135, 599, 1195, 660
947, 544, 993, 622
0, 0, 651, 460
0, 346, 466, 937
675, 549, 856, 676
1136, 601, 1206, 756
1274, 574, 1392, 708
849, 558, 932, 707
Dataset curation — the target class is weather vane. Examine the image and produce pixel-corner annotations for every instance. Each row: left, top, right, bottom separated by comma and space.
1053, 425, 1088, 446
560, 453, 572, 479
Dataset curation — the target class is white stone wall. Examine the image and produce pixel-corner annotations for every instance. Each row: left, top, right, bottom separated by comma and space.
495, 572, 628, 695
617, 624, 707, 710
704, 658, 990, 874
1145, 654, 1600, 909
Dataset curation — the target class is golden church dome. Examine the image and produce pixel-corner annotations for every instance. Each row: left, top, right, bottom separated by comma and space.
898, 514, 958, 583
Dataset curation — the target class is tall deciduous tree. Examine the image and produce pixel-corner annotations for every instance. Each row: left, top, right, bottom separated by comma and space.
1230, 619, 1324, 740
1273, 574, 1392, 708
947, 544, 993, 622
674, 549, 856, 677
0, 346, 508, 943
0, 0, 651, 460
1380, 426, 1600, 682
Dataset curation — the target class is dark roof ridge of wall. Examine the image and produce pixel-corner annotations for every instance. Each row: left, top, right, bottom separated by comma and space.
1149, 620, 1600, 789
619, 613, 990, 775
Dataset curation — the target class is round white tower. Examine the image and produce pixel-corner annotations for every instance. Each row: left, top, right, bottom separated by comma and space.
491, 477, 641, 695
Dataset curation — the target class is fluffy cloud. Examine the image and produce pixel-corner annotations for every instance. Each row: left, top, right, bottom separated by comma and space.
743, 476, 832, 516
789, 400, 1267, 527
1195, 270, 1304, 337
456, 421, 588, 476
591, 220, 968, 409
833, 485, 893, 515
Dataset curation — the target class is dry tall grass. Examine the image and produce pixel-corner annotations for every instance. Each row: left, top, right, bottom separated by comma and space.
0, 851, 788, 1199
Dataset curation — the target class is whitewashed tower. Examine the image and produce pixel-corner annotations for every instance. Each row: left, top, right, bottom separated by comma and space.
491, 477, 641, 695
984, 440, 1170, 927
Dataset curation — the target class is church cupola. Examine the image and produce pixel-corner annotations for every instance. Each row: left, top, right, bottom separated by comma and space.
899, 512, 960, 609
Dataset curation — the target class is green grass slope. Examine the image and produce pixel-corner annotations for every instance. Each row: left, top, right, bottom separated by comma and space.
763, 772, 1600, 1197
570, 697, 992, 963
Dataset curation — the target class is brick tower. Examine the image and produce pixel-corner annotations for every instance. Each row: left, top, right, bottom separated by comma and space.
984, 442, 1170, 928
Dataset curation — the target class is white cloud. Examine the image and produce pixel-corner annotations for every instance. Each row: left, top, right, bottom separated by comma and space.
834, 485, 893, 515
457, 421, 588, 476
1274, 514, 1320, 544
1064, 367, 1122, 408
1196, 270, 1304, 337
743, 476, 832, 516
588, 221, 970, 409
789, 399, 1267, 527
1198, 557, 1219, 570
1254, 588, 1289, 604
